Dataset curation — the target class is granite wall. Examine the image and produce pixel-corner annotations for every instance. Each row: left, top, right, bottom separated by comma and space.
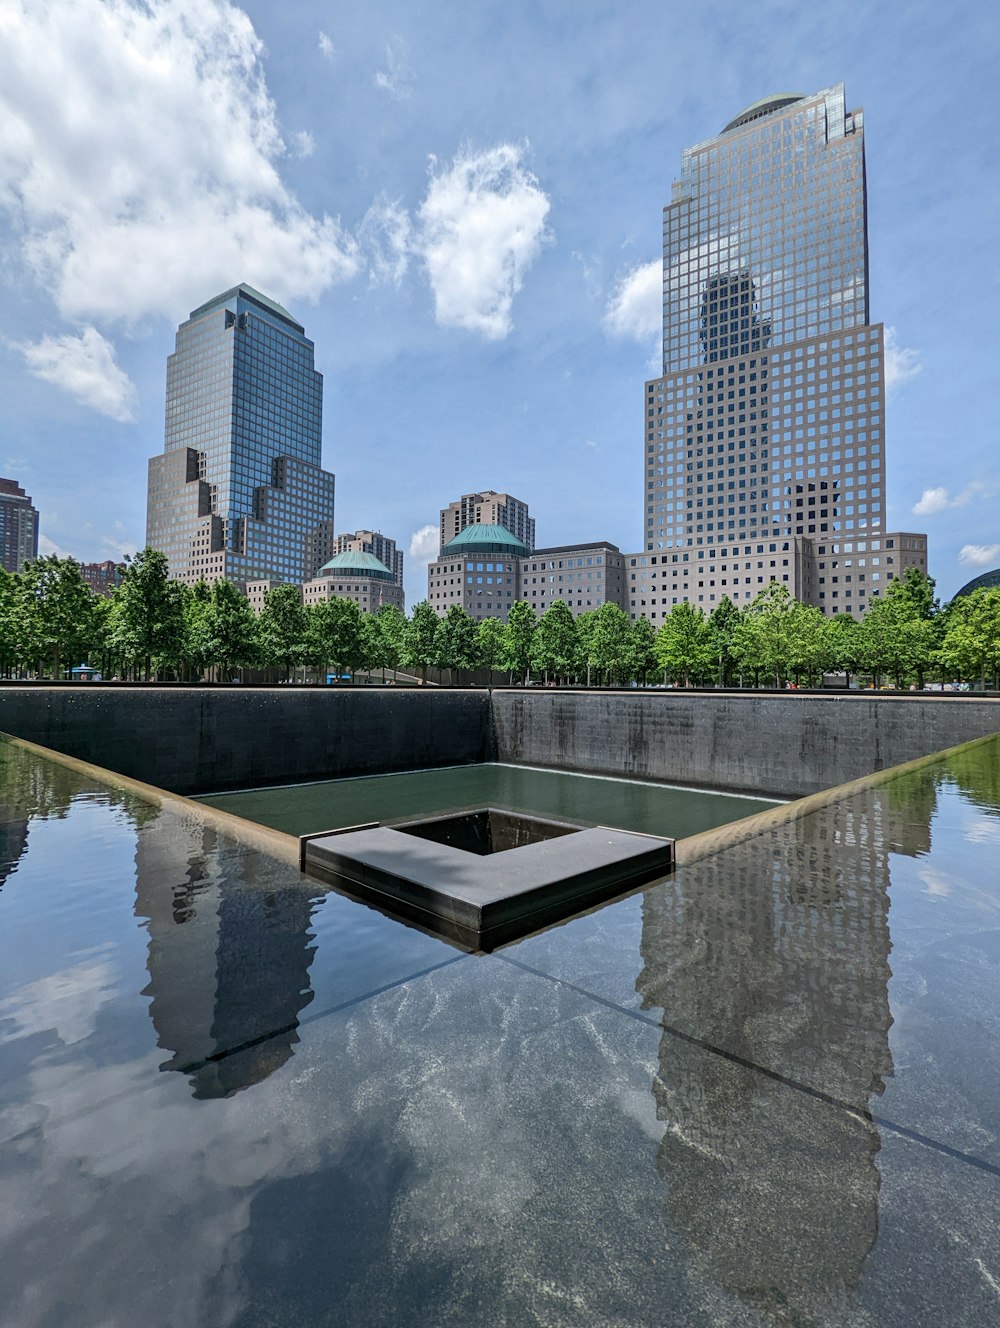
490, 690, 1000, 797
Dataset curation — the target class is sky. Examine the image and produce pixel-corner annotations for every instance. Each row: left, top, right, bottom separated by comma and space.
1, 0, 997, 608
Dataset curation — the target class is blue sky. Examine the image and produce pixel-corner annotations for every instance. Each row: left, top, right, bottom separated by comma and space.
1, 0, 997, 607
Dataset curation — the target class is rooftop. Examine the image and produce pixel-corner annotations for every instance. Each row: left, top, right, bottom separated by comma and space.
317, 549, 394, 578
442, 522, 529, 554
188, 284, 304, 333
722, 93, 805, 133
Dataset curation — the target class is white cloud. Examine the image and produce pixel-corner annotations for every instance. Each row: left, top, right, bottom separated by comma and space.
0, 0, 359, 327
965, 816, 1000, 845
416, 144, 551, 339
38, 534, 73, 558
0, 954, 116, 1046
913, 486, 950, 516
318, 30, 335, 60
959, 544, 1000, 568
20, 327, 137, 421
360, 198, 412, 287
914, 482, 987, 517
604, 259, 661, 341
918, 867, 951, 898
884, 326, 921, 394
290, 130, 316, 160
408, 524, 439, 567
374, 36, 412, 101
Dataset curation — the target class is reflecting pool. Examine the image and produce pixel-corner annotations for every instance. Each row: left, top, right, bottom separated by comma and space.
2, 734, 1000, 1326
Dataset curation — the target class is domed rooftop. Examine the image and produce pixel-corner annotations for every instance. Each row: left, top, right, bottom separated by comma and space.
722, 94, 805, 134
442, 523, 528, 555
318, 550, 394, 579
954, 568, 1000, 599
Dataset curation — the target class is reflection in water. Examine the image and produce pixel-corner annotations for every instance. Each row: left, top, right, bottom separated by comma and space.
637, 789, 895, 1322
0, 815, 29, 891
134, 814, 320, 1099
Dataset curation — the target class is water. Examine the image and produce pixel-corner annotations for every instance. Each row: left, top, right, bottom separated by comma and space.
2, 734, 1000, 1326
197, 763, 778, 839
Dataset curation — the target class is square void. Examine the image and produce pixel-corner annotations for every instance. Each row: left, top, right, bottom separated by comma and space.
302, 807, 673, 952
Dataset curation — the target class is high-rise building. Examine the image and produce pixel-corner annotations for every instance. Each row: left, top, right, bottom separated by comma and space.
146, 285, 336, 587
0, 478, 39, 573
636, 86, 926, 622
335, 529, 403, 587
439, 491, 534, 554
79, 560, 124, 597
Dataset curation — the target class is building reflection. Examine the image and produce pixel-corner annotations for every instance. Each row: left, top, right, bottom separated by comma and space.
699, 270, 771, 363
637, 787, 895, 1321
134, 813, 319, 1099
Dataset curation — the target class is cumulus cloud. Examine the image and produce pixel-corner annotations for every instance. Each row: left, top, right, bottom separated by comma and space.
0, 0, 359, 326
408, 524, 439, 566
360, 198, 412, 287
38, 534, 73, 558
20, 327, 138, 421
318, 30, 335, 60
884, 326, 921, 394
416, 144, 551, 339
374, 36, 413, 101
604, 259, 662, 341
959, 544, 1000, 568
913, 482, 986, 517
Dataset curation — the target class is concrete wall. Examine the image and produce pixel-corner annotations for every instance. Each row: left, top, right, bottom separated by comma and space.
490, 690, 1000, 797
0, 686, 493, 795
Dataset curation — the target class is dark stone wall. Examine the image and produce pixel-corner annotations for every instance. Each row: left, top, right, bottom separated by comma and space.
490, 690, 1000, 797
0, 687, 494, 795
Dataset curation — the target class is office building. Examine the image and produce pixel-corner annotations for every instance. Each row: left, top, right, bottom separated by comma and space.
79, 560, 124, 597
335, 529, 403, 588
427, 521, 627, 622
439, 491, 534, 554
146, 285, 336, 587
303, 550, 405, 613
637, 86, 926, 621
0, 478, 39, 573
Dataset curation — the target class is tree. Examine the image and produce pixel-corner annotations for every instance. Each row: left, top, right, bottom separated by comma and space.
375, 603, 407, 682
203, 579, 259, 679
503, 601, 537, 684
108, 548, 186, 680
826, 613, 862, 687
859, 575, 939, 689
18, 556, 98, 679
530, 601, 578, 683
476, 617, 506, 691
655, 602, 715, 687
310, 596, 364, 681
708, 596, 741, 687
938, 588, 1000, 689
182, 581, 213, 681
732, 582, 802, 688
403, 601, 439, 684
434, 604, 478, 684
588, 602, 631, 685
625, 616, 658, 686
257, 584, 309, 681
0, 568, 18, 677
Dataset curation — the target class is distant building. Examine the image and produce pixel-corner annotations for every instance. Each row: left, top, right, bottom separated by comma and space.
244, 580, 298, 614
146, 285, 336, 587
636, 85, 927, 620
427, 522, 627, 622
79, 560, 123, 597
303, 550, 405, 613
335, 529, 403, 590
0, 478, 39, 573
954, 567, 1000, 599
439, 491, 534, 555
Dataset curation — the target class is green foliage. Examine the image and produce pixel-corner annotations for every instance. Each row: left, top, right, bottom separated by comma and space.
625, 616, 658, 685
587, 601, 631, 684
503, 601, 537, 682
203, 579, 259, 677
476, 617, 506, 679
375, 604, 407, 674
530, 601, 578, 680
403, 601, 439, 682
655, 601, 714, 686
732, 582, 807, 687
18, 556, 98, 678
309, 596, 364, 679
938, 588, 1000, 687
708, 596, 741, 686
109, 547, 186, 680
257, 584, 309, 679
434, 604, 478, 679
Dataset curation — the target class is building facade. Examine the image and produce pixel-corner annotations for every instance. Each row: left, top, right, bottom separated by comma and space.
79, 560, 123, 597
439, 491, 535, 554
0, 478, 39, 573
427, 523, 627, 622
146, 285, 336, 587
335, 529, 403, 589
635, 86, 926, 622
303, 550, 405, 613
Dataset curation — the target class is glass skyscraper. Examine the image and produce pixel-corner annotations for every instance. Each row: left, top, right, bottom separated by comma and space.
147, 285, 336, 586
633, 86, 927, 622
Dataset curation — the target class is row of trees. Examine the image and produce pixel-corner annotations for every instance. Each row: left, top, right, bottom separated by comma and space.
1, 550, 998, 689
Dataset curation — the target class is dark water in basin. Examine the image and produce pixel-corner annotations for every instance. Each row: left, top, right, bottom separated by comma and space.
3, 734, 1000, 1326
196, 763, 778, 839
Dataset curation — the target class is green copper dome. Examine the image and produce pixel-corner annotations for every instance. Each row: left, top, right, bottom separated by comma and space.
723, 94, 805, 134
441, 523, 528, 555
318, 550, 394, 580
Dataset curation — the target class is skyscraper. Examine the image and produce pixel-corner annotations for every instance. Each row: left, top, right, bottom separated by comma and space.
146, 285, 336, 586
635, 86, 926, 622
439, 491, 535, 554
0, 478, 39, 573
